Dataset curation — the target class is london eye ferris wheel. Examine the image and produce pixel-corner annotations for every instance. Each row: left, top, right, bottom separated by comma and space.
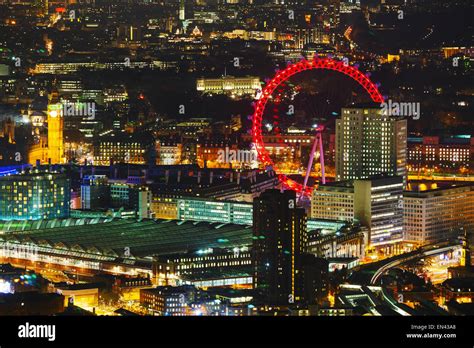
251, 56, 384, 197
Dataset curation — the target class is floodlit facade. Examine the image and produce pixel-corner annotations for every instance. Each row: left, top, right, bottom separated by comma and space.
93, 135, 154, 165
151, 196, 179, 220
196, 76, 261, 96
47, 103, 65, 164
157, 142, 182, 165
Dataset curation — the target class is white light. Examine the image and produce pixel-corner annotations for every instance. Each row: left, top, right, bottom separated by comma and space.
0, 280, 11, 294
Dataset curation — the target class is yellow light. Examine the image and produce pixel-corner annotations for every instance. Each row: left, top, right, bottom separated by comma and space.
49, 110, 58, 118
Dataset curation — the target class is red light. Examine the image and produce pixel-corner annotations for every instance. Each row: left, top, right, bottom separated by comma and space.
252, 57, 384, 196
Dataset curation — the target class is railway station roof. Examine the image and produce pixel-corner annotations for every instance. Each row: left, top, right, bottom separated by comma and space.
0, 218, 253, 261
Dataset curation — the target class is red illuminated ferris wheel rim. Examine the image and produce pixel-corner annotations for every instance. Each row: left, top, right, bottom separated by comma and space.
252, 57, 384, 196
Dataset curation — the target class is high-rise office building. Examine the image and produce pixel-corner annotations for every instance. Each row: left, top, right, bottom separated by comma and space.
335, 105, 407, 184
252, 189, 307, 304
311, 175, 404, 250
354, 176, 404, 248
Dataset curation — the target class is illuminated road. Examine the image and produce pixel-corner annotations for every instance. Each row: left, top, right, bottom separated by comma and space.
348, 242, 460, 316
370, 244, 460, 285
423, 258, 459, 284
371, 244, 460, 316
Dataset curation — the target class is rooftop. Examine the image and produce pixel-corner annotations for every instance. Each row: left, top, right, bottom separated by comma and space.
404, 181, 474, 195
442, 277, 474, 291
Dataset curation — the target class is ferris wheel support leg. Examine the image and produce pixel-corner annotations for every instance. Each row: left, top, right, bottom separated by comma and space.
302, 132, 320, 193
318, 132, 326, 185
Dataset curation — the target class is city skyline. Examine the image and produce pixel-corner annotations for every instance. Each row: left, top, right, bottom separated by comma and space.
0, 0, 472, 346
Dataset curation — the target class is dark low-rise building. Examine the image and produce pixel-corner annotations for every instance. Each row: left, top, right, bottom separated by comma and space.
442, 277, 474, 302
0, 292, 64, 315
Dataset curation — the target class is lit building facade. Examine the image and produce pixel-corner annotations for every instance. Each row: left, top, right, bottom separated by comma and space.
196, 76, 261, 97
311, 181, 355, 222
354, 176, 404, 248
164, 195, 345, 229
0, 171, 70, 220
33, 61, 152, 75
340, 0, 361, 13
295, 27, 330, 48
404, 182, 474, 245
312, 176, 404, 249
80, 176, 152, 219
335, 106, 407, 184
93, 134, 154, 165
407, 135, 474, 173
177, 197, 253, 225
156, 141, 182, 165
196, 142, 241, 169
140, 285, 197, 316
47, 103, 65, 164
151, 196, 178, 220
241, 131, 315, 173
164, 248, 252, 284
